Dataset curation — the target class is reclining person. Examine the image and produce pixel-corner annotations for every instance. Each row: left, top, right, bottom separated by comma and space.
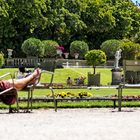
0, 68, 41, 91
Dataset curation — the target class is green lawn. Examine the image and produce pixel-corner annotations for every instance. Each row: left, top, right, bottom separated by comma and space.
0, 67, 112, 85
42, 67, 112, 86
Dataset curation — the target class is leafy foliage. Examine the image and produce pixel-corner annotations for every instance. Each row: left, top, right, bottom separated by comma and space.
0, 0, 48, 55
100, 39, 123, 59
85, 50, 106, 74
0, 0, 140, 57
21, 38, 43, 57
41, 40, 59, 58
70, 40, 89, 59
121, 40, 140, 60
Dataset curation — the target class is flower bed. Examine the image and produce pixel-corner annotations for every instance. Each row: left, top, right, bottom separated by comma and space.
47, 91, 93, 98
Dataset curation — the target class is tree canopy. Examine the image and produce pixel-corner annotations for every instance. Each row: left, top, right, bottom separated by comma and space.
0, 0, 140, 57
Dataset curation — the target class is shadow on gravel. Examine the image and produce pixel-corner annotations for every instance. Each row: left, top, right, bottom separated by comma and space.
111, 110, 134, 113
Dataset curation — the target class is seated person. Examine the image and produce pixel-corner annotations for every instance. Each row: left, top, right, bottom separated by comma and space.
79, 76, 86, 85
66, 77, 72, 86
0, 68, 41, 91
75, 76, 86, 86
17, 64, 32, 79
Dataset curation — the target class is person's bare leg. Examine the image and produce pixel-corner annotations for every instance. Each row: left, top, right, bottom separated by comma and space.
8, 68, 41, 90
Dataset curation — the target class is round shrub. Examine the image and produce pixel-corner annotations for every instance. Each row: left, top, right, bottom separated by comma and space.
100, 39, 122, 59
0, 53, 4, 67
21, 38, 43, 57
41, 40, 59, 58
70, 40, 89, 59
121, 40, 140, 60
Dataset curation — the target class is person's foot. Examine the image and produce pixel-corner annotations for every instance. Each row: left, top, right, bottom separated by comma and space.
28, 68, 41, 85
32, 68, 41, 78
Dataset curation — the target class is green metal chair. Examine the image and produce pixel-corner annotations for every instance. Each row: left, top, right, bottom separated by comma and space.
19, 70, 56, 112
17, 59, 57, 112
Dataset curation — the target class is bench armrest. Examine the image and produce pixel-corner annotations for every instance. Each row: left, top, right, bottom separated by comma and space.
0, 72, 13, 79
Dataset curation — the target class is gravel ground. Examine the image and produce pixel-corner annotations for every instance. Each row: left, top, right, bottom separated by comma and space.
0, 108, 140, 140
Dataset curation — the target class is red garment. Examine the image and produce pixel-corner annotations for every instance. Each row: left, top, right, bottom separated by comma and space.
0, 80, 17, 105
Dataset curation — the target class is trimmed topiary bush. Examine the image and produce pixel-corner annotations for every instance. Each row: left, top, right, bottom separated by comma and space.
70, 40, 89, 59
121, 40, 140, 60
21, 38, 43, 57
100, 39, 122, 59
85, 50, 106, 74
41, 40, 59, 58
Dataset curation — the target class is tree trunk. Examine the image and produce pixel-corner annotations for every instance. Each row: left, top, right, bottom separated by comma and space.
93, 65, 96, 74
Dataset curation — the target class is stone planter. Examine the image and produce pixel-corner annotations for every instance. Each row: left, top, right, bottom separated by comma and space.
88, 72, 100, 86
64, 53, 69, 59
7, 49, 13, 58
74, 53, 79, 59
111, 68, 122, 85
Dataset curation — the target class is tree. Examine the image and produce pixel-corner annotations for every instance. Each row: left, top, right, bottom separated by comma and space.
0, 0, 48, 56
0, 0, 140, 57
81, 0, 140, 49
0, 1, 16, 53
35, 0, 87, 46
106, 0, 140, 39
85, 50, 106, 74
82, 0, 115, 33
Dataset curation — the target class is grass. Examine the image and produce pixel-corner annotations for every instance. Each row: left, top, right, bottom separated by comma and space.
0, 67, 140, 109
0, 67, 112, 85
53, 67, 112, 85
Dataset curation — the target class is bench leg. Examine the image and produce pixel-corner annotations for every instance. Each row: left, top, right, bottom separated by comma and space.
30, 90, 33, 111
113, 100, 116, 109
26, 90, 31, 113
50, 87, 57, 112
118, 86, 123, 111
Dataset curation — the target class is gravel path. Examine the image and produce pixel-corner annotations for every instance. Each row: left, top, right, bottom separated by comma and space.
0, 108, 140, 140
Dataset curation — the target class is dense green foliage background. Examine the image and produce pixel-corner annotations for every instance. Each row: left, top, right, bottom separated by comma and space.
0, 0, 140, 57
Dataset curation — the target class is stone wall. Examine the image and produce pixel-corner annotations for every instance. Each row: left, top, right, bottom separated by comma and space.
5, 58, 115, 68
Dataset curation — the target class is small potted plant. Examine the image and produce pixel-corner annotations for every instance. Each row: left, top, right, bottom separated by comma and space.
85, 50, 106, 86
